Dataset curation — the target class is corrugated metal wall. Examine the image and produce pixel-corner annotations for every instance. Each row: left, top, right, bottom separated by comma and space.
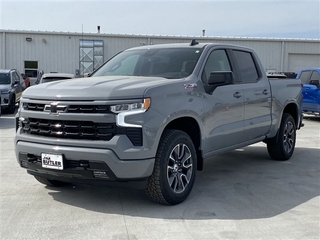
0, 30, 319, 75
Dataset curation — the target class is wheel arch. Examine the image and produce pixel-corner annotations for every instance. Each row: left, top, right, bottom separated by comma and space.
265, 101, 300, 144
163, 116, 203, 171
283, 102, 301, 129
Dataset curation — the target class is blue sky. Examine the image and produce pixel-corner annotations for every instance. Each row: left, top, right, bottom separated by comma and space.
0, 0, 319, 39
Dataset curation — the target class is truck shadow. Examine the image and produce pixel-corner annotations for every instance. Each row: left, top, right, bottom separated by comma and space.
46, 145, 320, 220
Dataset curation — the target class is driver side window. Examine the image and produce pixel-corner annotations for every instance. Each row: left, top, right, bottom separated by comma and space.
201, 50, 231, 83
12, 72, 20, 85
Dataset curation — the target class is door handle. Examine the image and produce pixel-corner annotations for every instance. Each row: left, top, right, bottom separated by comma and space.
233, 92, 242, 98
262, 89, 269, 95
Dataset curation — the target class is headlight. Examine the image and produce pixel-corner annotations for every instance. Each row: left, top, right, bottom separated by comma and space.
111, 98, 151, 113
111, 98, 151, 128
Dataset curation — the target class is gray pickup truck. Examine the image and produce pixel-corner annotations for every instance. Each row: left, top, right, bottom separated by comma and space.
14, 41, 303, 205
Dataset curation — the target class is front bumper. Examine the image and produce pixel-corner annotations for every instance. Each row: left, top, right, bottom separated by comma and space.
15, 141, 155, 182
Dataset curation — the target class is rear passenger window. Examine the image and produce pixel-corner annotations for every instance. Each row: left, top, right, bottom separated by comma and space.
310, 71, 320, 81
299, 71, 312, 84
233, 50, 259, 83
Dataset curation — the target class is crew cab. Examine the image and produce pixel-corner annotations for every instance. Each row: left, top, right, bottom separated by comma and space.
296, 68, 320, 115
15, 41, 303, 205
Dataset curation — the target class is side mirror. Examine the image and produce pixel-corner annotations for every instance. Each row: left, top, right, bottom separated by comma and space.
204, 71, 234, 95
208, 71, 234, 85
309, 79, 320, 87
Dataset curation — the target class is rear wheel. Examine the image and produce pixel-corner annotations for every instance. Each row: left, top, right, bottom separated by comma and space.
34, 176, 68, 187
146, 129, 197, 205
267, 113, 296, 160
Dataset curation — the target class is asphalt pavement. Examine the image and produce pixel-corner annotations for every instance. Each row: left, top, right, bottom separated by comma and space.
0, 110, 319, 240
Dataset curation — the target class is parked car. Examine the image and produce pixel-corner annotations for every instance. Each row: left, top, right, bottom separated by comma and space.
296, 68, 320, 115
21, 73, 30, 88
0, 69, 25, 114
38, 73, 75, 84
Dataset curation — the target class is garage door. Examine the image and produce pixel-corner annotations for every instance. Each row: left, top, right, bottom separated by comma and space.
289, 54, 320, 72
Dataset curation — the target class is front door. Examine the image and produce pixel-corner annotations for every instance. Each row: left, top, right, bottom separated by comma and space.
201, 49, 245, 156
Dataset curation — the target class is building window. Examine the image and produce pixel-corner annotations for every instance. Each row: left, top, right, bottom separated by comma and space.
79, 40, 104, 76
24, 61, 38, 78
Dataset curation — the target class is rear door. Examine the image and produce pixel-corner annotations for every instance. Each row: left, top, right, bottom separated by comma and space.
231, 50, 272, 141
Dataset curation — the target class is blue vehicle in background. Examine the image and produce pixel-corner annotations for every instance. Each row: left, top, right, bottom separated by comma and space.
296, 68, 320, 115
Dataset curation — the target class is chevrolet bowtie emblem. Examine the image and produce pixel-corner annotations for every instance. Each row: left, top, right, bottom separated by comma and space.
44, 102, 67, 114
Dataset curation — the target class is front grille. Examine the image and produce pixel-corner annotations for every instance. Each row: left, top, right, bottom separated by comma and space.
23, 103, 45, 111
23, 103, 111, 114
67, 105, 110, 113
22, 118, 115, 141
20, 117, 143, 145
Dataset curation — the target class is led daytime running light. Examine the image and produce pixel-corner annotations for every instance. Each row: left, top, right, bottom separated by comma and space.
111, 98, 151, 113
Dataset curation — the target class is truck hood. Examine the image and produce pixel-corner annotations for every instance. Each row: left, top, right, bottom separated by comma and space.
22, 76, 175, 100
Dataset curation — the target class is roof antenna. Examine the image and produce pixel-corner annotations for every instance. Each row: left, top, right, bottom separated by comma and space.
190, 39, 199, 46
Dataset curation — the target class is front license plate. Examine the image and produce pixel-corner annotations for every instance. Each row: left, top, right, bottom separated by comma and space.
41, 153, 64, 170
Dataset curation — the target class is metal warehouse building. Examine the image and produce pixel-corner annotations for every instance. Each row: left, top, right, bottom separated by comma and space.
0, 30, 319, 80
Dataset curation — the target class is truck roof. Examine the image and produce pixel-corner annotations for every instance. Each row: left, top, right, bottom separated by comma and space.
124, 40, 252, 51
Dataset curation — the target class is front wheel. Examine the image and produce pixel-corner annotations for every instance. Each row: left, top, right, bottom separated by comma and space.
267, 113, 296, 160
146, 129, 197, 205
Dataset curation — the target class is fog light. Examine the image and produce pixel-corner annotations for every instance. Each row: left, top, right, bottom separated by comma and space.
93, 171, 109, 179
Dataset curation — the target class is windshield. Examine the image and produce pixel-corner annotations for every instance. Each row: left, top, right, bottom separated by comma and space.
92, 47, 203, 79
0, 73, 11, 84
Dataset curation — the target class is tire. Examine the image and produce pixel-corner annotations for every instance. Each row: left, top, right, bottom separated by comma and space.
34, 176, 67, 187
146, 129, 197, 205
7, 96, 16, 114
267, 113, 296, 161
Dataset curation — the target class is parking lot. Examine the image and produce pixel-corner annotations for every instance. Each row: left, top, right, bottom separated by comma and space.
0, 111, 319, 240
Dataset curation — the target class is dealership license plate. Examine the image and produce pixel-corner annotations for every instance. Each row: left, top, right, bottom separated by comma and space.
41, 153, 64, 170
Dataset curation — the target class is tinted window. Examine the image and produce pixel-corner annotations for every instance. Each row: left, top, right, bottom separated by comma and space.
233, 50, 259, 83
310, 71, 320, 81
92, 48, 203, 79
299, 71, 312, 84
201, 49, 231, 82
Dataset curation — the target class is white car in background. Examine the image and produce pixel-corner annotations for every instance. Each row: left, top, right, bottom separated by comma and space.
38, 73, 75, 84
